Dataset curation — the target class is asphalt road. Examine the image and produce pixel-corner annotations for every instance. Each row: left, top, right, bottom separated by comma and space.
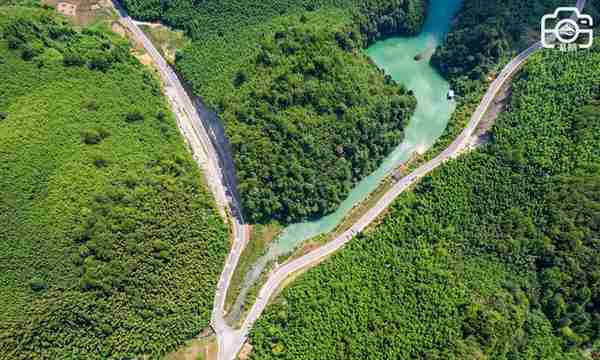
220, 1, 587, 358
110, 2, 251, 354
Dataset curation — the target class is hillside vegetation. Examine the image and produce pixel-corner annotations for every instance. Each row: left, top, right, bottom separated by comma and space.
121, 0, 426, 224
122, 0, 427, 44
431, 0, 589, 85
247, 41, 600, 358
0, 7, 228, 358
214, 19, 416, 223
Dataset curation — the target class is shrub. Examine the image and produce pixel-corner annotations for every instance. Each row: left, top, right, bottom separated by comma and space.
21, 44, 36, 60
79, 245, 91, 258
88, 53, 112, 72
82, 129, 102, 145
28, 277, 48, 292
92, 156, 108, 168
82, 128, 110, 145
64, 52, 86, 67
152, 239, 168, 252
233, 70, 248, 87
157, 250, 171, 260
86, 100, 99, 111
7, 35, 22, 49
125, 111, 145, 123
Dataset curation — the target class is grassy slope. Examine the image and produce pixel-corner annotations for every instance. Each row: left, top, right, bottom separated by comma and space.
0, 7, 227, 358
247, 41, 600, 359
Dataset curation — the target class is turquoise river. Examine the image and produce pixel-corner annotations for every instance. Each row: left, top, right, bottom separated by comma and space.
227, 0, 463, 323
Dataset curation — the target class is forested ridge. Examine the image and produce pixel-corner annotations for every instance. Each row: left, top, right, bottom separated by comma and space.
431, 0, 600, 86
0, 6, 228, 358
247, 41, 600, 359
119, 0, 427, 224
216, 20, 416, 223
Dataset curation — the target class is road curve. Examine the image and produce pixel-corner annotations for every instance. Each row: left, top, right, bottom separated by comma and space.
110, 1, 251, 352
221, 1, 587, 358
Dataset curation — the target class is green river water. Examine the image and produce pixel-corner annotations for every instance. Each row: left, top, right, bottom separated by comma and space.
228, 0, 462, 322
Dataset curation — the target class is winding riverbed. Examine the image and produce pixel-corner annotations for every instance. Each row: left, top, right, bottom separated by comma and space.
227, 0, 462, 323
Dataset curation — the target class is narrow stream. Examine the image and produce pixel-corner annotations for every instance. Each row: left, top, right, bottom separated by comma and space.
227, 0, 462, 324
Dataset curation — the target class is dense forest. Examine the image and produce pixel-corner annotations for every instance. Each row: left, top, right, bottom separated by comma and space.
121, 0, 427, 44
247, 41, 600, 358
120, 0, 426, 224
215, 19, 416, 223
430, 0, 597, 84
0, 6, 228, 358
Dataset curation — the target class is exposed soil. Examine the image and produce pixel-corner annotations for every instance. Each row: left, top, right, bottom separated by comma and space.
479, 81, 512, 134
44, 0, 116, 26
136, 52, 154, 67
468, 77, 513, 149
301, 242, 320, 255
239, 343, 253, 360
165, 337, 218, 360
56, 2, 76, 16
111, 21, 126, 36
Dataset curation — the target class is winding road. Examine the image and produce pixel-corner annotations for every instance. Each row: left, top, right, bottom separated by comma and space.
113, 0, 585, 359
